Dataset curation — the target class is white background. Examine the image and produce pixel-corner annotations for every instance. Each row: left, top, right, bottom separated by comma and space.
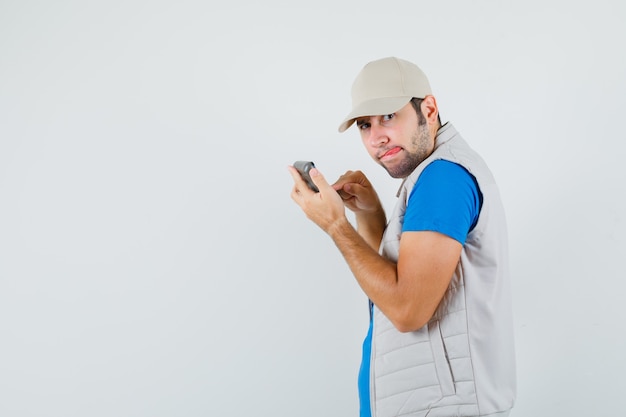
1, 1, 625, 416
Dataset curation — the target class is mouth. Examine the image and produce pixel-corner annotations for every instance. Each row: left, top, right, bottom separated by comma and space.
379, 146, 402, 160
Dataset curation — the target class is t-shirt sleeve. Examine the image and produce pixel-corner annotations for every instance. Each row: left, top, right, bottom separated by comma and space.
402, 160, 482, 245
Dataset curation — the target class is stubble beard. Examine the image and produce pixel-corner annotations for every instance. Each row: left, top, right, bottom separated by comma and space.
382, 122, 432, 179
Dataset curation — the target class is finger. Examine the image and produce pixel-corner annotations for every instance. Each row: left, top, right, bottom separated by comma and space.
337, 189, 351, 200
290, 183, 300, 197
331, 171, 355, 190
308, 168, 330, 192
287, 165, 313, 195
287, 165, 303, 183
337, 182, 360, 199
339, 183, 370, 207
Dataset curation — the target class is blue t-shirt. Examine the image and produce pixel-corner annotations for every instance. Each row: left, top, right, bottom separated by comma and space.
358, 160, 482, 417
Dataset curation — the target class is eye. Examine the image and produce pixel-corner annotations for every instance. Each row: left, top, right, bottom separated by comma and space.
357, 121, 370, 130
382, 113, 395, 122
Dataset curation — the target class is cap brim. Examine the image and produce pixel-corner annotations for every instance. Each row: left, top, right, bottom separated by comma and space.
338, 96, 412, 132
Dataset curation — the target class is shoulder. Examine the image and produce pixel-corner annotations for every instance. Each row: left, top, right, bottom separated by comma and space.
412, 159, 480, 198
419, 159, 473, 183
404, 159, 483, 243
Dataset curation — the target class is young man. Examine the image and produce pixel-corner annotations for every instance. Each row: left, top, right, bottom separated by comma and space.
289, 57, 516, 417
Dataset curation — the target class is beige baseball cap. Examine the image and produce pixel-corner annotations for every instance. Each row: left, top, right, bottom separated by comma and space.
338, 57, 432, 132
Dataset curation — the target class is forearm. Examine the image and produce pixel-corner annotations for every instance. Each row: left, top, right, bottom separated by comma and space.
327, 220, 458, 333
355, 207, 387, 251
327, 217, 401, 314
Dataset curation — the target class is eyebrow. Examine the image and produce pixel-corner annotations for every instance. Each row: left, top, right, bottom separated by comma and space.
355, 117, 370, 127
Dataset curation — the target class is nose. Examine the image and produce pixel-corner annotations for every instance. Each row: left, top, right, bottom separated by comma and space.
368, 123, 389, 148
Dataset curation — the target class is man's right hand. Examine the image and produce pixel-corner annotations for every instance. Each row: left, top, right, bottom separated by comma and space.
332, 170, 387, 250
332, 170, 383, 214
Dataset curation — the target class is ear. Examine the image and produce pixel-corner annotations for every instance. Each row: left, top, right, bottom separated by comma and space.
421, 95, 439, 125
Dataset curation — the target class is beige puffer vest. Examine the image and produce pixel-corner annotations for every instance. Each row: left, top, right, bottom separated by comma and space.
370, 123, 516, 417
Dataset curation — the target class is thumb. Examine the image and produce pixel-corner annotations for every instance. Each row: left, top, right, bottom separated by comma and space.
309, 168, 329, 191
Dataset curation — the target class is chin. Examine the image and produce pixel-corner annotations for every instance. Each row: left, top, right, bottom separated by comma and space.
384, 160, 419, 178
382, 165, 409, 179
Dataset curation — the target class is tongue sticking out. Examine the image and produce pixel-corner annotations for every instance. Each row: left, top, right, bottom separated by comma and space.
382, 147, 402, 159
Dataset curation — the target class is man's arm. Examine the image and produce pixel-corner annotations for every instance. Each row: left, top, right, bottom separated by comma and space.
289, 166, 460, 333
328, 218, 461, 332
354, 209, 386, 252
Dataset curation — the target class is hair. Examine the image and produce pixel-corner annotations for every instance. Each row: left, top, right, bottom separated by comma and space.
410, 97, 442, 127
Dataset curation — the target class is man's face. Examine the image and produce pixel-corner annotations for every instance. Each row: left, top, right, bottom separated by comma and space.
355, 102, 434, 179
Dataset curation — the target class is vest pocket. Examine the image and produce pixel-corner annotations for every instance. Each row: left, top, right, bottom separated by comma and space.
428, 320, 456, 397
